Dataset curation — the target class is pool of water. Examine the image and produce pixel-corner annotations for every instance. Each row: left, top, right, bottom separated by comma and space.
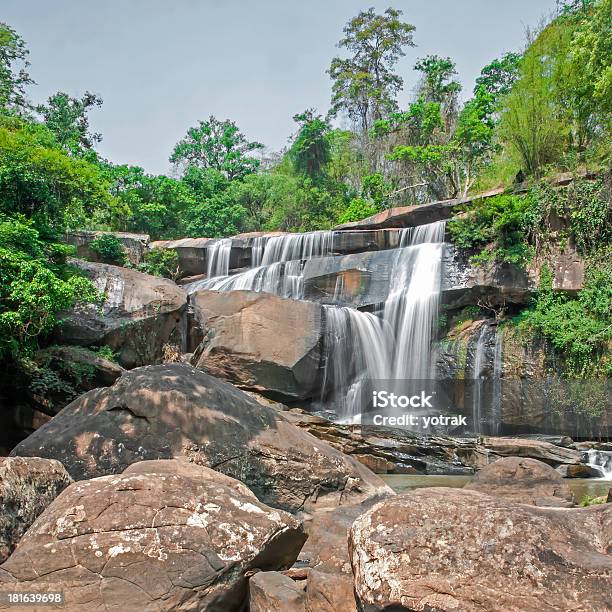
381, 474, 612, 502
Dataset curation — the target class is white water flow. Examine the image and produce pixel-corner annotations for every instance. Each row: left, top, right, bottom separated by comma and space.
189, 230, 335, 297
491, 327, 503, 435
471, 323, 488, 433
323, 221, 446, 421
584, 449, 612, 478
206, 238, 232, 278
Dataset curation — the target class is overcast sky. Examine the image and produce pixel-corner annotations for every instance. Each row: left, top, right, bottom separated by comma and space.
4, 0, 557, 175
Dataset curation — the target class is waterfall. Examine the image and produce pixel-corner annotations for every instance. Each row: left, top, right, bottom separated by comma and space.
471, 323, 487, 433
321, 221, 446, 421
206, 238, 232, 278
583, 449, 612, 478
259, 231, 334, 265
491, 327, 503, 435
189, 231, 334, 296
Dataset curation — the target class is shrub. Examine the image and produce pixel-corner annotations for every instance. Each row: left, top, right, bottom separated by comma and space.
138, 248, 179, 279
89, 233, 127, 265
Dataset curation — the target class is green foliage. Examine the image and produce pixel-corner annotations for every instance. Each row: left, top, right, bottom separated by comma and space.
338, 197, 378, 223
170, 116, 263, 180
579, 494, 606, 507
36, 91, 103, 155
516, 260, 612, 376
89, 233, 127, 265
288, 110, 331, 179
95, 345, 117, 362
0, 117, 116, 233
138, 247, 179, 280
328, 8, 415, 132
448, 194, 532, 265
0, 22, 33, 114
0, 216, 98, 358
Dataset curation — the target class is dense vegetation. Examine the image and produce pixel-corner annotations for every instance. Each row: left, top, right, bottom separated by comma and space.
0, 0, 610, 375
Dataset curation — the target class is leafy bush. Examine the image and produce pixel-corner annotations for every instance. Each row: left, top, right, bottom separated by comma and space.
95, 345, 117, 362
89, 233, 127, 265
0, 217, 98, 357
515, 260, 612, 376
338, 197, 379, 224
447, 193, 532, 265
138, 248, 179, 279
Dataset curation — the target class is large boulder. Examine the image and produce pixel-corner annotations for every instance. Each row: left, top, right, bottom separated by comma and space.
192, 290, 323, 401
10, 364, 391, 514
0, 460, 305, 611
480, 437, 582, 466
349, 488, 612, 612
249, 571, 305, 612
0, 457, 72, 563
65, 230, 149, 266
465, 456, 575, 507
56, 260, 187, 368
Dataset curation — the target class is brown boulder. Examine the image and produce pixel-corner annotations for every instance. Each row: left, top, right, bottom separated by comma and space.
192, 290, 323, 401
56, 260, 187, 368
249, 571, 305, 612
306, 569, 356, 612
0, 457, 72, 563
465, 456, 575, 507
11, 364, 391, 514
0, 460, 305, 611
349, 488, 612, 612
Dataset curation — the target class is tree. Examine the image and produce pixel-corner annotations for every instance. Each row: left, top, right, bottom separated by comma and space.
170, 116, 263, 180
288, 110, 331, 179
414, 55, 461, 131
0, 22, 34, 114
328, 8, 415, 132
36, 91, 103, 155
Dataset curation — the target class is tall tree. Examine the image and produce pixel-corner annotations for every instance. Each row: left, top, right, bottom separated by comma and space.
328, 8, 415, 133
288, 110, 331, 179
170, 116, 263, 180
414, 55, 461, 131
0, 23, 33, 114
36, 91, 103, 155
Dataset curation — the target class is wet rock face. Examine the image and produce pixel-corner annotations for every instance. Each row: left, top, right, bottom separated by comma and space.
0, 460, 306, 611
10, 364, 391, 514
191, 290, 324, 401
0, 457, 72, 563
465, 456, 575, 507
442, 244, 532, 309
56, 260, 187, 368
349, 488, 612, 612
65, 230, 150, 266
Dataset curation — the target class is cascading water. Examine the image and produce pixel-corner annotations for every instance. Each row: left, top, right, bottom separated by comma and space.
206, 238, 232, 278
491, 327, 503, 435
321, 220, 447, 422
471, 323, 488, 434
188, 230, 335, 297
583, 449, 612, 478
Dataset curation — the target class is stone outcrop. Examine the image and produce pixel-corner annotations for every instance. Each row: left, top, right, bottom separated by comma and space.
334, 189, 505, 231
191, 290, 323, 401
56, 260, 187, 368
249, 571, 305, 611
0, 460, 306, 611
65, 230, 149, 266
465, 456, 575, 507
442, 245, 532, 309
0, 457, 72, 563
479, 437, 582, 466
11, 364, 391, 514
349, 488, 612, 612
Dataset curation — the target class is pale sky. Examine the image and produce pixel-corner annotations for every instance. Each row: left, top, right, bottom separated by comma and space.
3, 0, 557, 175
